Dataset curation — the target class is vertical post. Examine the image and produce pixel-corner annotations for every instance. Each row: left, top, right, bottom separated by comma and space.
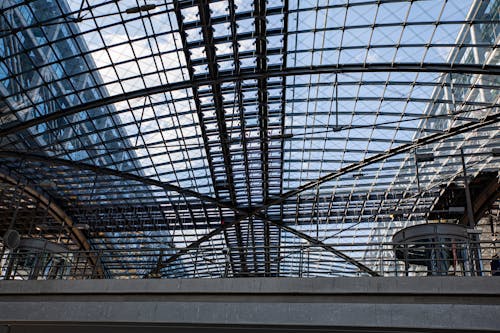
3, 249, 15, 280
415, 154, 422, 193
298, 245, 303, 277
315, 185, 320, 239
92, 250, 102, 278
403, 244, 410, 276
461, 148, 482, 275
379, 243, 384, 276
449, 73, 457, 113
394, 252, 398, 277
194, 247, 199, 277
469, 25, 487, 103
306, 245, 311, 277
461, 148, 475, 228
223, 247, 230, 278
74, 251, 81, 279
463, 241, 472, 276
0, 245, 4, 270
335, 73, 339, 129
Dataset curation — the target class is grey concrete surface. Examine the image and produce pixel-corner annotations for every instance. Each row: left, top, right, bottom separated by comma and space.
1, 276, 499, 295
0, 277, 499, 332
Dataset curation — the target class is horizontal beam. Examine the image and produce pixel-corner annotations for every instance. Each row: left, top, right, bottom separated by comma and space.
1, 63, 498, 138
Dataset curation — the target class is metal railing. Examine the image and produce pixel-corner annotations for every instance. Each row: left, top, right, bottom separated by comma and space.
0, 240, 499, 280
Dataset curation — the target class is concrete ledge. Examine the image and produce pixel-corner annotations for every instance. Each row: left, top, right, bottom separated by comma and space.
1, 277, 499, 295
0, 278, 499, 332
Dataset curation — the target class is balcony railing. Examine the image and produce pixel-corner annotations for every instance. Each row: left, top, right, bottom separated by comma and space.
1, 239, 498, 280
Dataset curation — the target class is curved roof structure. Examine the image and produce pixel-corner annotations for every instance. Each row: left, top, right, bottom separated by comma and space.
0, 0, 498, 278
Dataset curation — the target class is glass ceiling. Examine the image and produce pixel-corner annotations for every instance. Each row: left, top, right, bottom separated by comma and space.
0, 0, 498, 278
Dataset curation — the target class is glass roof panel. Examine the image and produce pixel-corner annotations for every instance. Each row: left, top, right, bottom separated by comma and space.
0, 0, 498, 278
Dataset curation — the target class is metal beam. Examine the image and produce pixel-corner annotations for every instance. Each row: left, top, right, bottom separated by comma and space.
277, 0, 290, 277
264, 219, 378, 276
171, 0, 241, 276
227, 0, 257, 273
253, 112, 500, 215
2, 114, 499, 276
1, 63, 498, 138
253, 0, 271, 276
153, 113, 499, 272
0, 151, 231, 210
195, 0, 248, 274
460, 174, 500, 227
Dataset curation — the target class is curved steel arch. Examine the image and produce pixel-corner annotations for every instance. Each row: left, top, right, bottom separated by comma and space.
1, 63, 499, 138
0, 172, 104, 277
